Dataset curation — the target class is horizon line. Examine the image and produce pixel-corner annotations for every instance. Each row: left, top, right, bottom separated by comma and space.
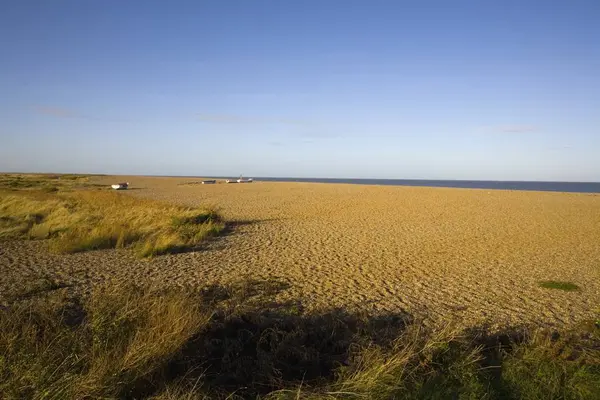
2, 171, 599, 184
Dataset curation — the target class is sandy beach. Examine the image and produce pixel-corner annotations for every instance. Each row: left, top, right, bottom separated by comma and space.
2, 175, 599, 329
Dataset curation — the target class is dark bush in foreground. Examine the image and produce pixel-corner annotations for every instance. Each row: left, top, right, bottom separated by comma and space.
0, 281, 599, 399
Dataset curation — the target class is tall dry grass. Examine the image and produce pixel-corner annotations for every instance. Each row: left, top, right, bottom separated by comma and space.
1, 281, 598, 399
0, 173, 99, 193
0, 189, 224, 257
0, 286, 211, 399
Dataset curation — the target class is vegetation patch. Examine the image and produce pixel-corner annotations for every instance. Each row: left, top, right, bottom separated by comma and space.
0, 281, 598, 399
539, 280, 581, 292
0, 173, 96, 193
0, 179, 224, 257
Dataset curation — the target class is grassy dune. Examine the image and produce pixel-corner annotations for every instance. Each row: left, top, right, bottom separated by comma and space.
0, 282, 599, 399
0, 173, 100, 193
0, 175, 223, 257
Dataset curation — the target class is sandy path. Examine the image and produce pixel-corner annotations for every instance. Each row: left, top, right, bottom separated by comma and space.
2, 175, 600, 329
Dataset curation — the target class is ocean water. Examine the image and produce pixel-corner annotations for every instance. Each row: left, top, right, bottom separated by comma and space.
245, 178, 600, 194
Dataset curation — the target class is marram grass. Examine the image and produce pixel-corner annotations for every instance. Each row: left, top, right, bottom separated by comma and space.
0, 281, 599, 399
0, 189, 224, 257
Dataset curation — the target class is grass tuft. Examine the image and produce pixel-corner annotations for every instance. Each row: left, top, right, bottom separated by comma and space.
0, 188, 224, 257
539, 280, 581, 291
0, 173, 94, 193
0, 285, 211, 399
171, 209, 220, 227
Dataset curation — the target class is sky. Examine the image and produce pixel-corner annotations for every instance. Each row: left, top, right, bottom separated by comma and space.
1, 1, 599, 181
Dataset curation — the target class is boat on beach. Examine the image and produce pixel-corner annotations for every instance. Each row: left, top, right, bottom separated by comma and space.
111, 182, 129, 190
227, 175, 253, 183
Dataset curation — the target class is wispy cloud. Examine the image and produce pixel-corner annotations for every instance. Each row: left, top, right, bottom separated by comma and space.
195, 112, 373, 142
196, 113, 256, 124
474, 124, 541, 134
498, 125, 539, 133
33, 105, 131, 123
547, 145, 574, 151
34, 105, 81, 118
195, 113, 315, 127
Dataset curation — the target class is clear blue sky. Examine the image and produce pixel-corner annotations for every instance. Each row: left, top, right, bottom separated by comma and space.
1, 1, 599, 181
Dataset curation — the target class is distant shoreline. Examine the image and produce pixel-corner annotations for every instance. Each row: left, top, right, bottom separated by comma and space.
174, 176, 600, 194
2, 172, 599, 193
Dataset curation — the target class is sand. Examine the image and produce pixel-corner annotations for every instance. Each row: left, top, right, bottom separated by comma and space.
2, 175, 600, 329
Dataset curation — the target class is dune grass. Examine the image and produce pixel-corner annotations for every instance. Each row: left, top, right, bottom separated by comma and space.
0, 285, 211, 399
0, 185, 224, 257
1, 280, 599, 399
539, 280, 581, 292
0, 173, 98, 193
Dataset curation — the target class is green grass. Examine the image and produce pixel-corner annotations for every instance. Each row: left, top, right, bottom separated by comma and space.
0, 285, 211, 399
0, 179, 224, 257
1, 280, 598, 400
539, 280, 581, 291
0, 173, 95, 193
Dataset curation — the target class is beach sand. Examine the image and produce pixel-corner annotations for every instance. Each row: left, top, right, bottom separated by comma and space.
2, 175, 599, 329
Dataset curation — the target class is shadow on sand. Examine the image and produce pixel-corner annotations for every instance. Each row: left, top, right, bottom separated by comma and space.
3, 280, 599, 399
121, 280, 599, 400
181, 218, 275, 253
121, 279, 416, 398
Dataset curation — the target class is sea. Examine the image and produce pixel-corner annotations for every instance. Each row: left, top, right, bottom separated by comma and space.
226, 177, 600, 194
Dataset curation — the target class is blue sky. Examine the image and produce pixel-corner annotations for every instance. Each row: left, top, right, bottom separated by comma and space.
1, 1, 599, 181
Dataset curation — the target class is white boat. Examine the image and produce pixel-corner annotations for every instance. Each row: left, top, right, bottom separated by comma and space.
111, 182, 129, 190
226, 175, 253, 183
201, 180, 216, 184
236, 175, 253, 183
